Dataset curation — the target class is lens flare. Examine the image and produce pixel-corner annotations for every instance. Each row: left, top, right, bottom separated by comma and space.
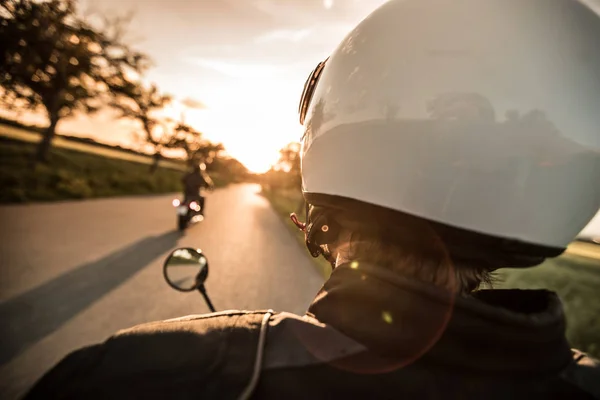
172, 199, 180, 207
382, 311, 393, 324
292, 221, 458, 375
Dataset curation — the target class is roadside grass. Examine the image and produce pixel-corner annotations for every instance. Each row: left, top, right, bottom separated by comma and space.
0, 137, 227, 203
496, 255, 600, 358
263, 186, 600, 359
261, 187, 332, 278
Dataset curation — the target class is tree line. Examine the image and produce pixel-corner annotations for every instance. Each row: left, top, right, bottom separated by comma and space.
260, 141, 305, 214
262, 141, 301, 191
0, 0, 225, 171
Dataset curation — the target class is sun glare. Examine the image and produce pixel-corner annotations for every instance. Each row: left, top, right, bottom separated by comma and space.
179, 75, 305, 174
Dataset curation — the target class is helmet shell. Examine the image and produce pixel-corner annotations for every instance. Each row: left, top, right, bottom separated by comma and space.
301, 0, 600, 249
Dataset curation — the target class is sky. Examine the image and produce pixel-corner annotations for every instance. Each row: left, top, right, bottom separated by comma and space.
21, 0, 387, 173
3, 0, 599, 233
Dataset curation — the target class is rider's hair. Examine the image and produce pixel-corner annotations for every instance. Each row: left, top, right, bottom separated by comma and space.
328, 209, 495, 295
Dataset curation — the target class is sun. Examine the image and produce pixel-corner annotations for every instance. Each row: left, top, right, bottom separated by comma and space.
178, 76, 304, 174
232, 150, 278, 174
181, 106, 300, 174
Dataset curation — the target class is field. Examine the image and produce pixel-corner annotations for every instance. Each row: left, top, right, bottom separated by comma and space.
0, 121, 186, 170
497, 256, 600, 358
264, 187, 600, 359
0, 137, 227, 203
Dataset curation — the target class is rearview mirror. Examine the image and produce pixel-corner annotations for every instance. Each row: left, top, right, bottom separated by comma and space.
163, 248, 209, 292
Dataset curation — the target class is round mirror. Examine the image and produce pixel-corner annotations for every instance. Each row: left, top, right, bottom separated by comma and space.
163, 248, 209, 292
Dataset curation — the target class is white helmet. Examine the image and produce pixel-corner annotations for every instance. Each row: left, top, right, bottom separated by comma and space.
299, 0, 600, 266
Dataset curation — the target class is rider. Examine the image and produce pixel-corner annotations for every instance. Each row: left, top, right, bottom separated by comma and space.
24, 0, 600, 398
182, 162, 213, 216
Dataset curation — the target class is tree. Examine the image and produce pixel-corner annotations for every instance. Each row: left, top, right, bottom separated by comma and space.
262, 141, 302, 194
211, 157, 249, 183
167, 119, 202, 167
273, 142, 304, 213
275, 142, 301, 177
112, 83, 171, 173
0, 0, 150, 163
167, 115, 225, 168
195, 141, 225, 166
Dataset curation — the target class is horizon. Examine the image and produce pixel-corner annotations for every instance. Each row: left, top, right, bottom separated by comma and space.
1, 0, 599, 236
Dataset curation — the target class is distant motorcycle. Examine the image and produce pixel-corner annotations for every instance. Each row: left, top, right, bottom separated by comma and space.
172, 198, 204, 231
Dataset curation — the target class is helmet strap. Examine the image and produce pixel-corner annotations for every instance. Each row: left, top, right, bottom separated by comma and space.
290, 204, 340, 268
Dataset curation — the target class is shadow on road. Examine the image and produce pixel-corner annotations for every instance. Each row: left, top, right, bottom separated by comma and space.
0, 230, 181, 366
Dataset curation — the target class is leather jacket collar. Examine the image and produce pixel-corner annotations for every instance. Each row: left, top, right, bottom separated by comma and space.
308, 263, 573, 375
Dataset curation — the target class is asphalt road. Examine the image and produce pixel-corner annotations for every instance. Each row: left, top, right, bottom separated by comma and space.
0, 184, 324, 399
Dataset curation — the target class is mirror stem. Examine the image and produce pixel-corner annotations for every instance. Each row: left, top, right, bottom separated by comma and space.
198, 284, 216, 313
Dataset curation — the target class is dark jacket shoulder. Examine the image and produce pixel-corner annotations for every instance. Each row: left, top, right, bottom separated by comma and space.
23, 307, 600, 400
24, 311, 269, 400
561, 349, 600, 399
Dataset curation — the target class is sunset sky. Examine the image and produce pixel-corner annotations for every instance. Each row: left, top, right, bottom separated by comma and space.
14, 0, 387, 173
2, 0, 599, 233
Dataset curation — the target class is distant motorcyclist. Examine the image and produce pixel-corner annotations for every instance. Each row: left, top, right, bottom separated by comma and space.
182, 162, 213, 216
23, 0, 600, 399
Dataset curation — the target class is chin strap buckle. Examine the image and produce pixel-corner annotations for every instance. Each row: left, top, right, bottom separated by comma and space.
291, 212, 320, 257
290, 213, 306, 231
290, 211, 339, 269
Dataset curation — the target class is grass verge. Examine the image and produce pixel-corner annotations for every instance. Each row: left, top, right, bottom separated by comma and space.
0, 137, 227, 203
261, 188, 332, 278
263, 186, 600, 359
496, 255, 600, 358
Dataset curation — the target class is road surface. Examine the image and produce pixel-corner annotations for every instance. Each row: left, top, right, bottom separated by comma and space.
0, 184, 324, 399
